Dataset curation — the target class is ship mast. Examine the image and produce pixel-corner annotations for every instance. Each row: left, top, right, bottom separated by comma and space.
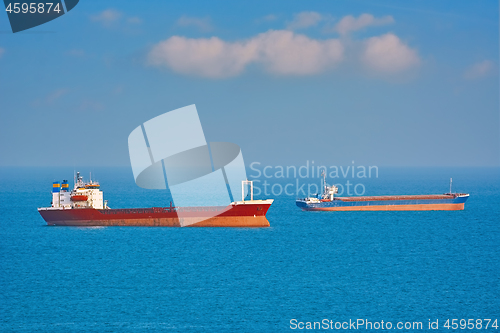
321, 170, 326, 196
449, 178, 452, 194
242, 180, 253, 201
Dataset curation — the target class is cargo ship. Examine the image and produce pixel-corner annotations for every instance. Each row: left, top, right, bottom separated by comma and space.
38, 172, 273, 227
296, 173, 469, 211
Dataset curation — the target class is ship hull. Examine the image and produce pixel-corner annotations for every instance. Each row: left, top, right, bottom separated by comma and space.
38, 201, 273, 227
296, 194, 469, 212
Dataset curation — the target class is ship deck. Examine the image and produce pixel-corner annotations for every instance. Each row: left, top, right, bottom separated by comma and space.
336, 193, 468, 202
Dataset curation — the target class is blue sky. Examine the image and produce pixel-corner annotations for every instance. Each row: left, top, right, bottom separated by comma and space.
0, 0, 498, 167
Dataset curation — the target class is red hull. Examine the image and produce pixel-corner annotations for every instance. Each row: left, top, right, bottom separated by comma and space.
38, 203, 272, 227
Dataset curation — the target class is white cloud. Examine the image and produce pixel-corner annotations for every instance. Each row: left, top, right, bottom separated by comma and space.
176, 16, 213, 32
0, 47, 4, 58
464, 60, 496, 79
362, 33, 420, 73
335, 14, 394, 35
91, 9, 122, 26
148, 30, 344, 78
260, 14, 278, 22
148, 36, 255, 78
286, 11, 323, 30
127, 17, 142, 25
90, 9, 142, 29
46, 89, 69, 103
255, 30, 343, 75
32, 88, 70, 107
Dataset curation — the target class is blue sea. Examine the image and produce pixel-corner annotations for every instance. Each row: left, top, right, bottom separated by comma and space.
1, 167, 499, 332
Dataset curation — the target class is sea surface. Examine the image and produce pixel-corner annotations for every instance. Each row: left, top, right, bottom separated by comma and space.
1, 167, 499, 332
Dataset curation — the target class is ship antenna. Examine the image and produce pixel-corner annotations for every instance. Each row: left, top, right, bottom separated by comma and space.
320, 170, 326, 197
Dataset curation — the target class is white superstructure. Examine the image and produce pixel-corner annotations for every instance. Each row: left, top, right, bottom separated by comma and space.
296, 171, 338, 204
47, 172, 105, 210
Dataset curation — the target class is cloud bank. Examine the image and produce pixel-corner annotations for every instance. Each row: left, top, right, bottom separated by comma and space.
149, 13, 419, 78
148, 30, 344, 78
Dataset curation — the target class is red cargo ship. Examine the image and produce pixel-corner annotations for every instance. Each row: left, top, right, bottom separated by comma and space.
38, 173, 273, 227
